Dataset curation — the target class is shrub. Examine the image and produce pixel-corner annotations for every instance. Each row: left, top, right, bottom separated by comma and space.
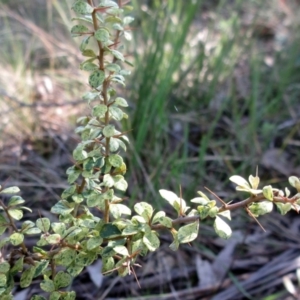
0, 1, 300, 299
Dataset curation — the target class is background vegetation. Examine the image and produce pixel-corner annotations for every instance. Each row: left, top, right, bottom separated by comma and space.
1, 0, 300, 299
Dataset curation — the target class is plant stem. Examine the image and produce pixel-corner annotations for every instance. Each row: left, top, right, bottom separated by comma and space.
151, 193, 296, 230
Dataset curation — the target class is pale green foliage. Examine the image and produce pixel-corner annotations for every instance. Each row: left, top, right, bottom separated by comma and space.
0, 1, 300, 299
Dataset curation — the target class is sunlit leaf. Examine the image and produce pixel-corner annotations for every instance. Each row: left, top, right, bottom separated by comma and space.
0, 186, 20, 194
275, 202, 292, 215
8, 195, 25, 206
262, 185, 273, 201
36, 218, 50, 233
214, 216, 232, 239
249, 201, 273, 217
92, 104, 107, 117
177, 221, 199, 244
9, 232, 24, 246
143, 230, 160, 251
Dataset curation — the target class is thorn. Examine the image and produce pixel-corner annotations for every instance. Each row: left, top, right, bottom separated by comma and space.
131, 265, 141, 289
204, 187, 227, 207
246, 207, 266, 232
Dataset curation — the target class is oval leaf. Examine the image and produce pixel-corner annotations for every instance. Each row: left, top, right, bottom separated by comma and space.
214, 216, 232, 239
262, 185, 273, 201
54, 271, 72, 289
94, 28, 110, 43
89, 70, 105, 89
177, 221, 199, 244
0, 186, 20, 194
72, 1, 93, 14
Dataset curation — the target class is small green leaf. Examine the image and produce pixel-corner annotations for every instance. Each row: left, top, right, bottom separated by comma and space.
92, 104, 107, 117
89, 70, 105, 89
0, 213, 7, 225
72, 1, 94, 14
36, 218, 50, 233
54, 271, 72, 289
80, 35, 92, 51
0, 226, 6, 235
249, 201, 273, 217
51, 201, 74, 215
0, 237, 10, 249
109, 106, 124, 121
106, 63, 121, 73
152, 211, 165, 224
178, 221, 199, 244
10, 256, 24, 275
249, 174, 260, 189
40, 277, 55, 293
169, 235, 179, 251
110, 204, 131, 219
24, 227, 41, 235
0, 186, 20, 194
214, 216, 232, 239
34, 260, 49, 278
113, 175, 128, 191
8, 195, 25, 206
73, 145, 88, 161
21, 220, 34, 232
143, 230, 160, 252
103, 174, 114, 187
0, 261, 10, 273
134, 202, 153, 222
276, 202, 292, 215
20, 265, 36, 288
70, 24, 89, 37
111, 49, 124, 61
159, 189, 188, 215
289, 176, 300, 191
263, 185, 273, 201
61, 291, 76, 300
87, 236, 103, 250
123, 16, 134, 25
113, 245, 129, 256
31, 296, 47, 300
49, 291, 61, 300
44, 234, 61, 245
114, 97, 128, 107
0, 274, 6, 286
82, 49, 97, 57
54, 248, 77, 266
10, 232, 24, 245
218, 210, 231, 220
121, 225, 139, 236
112, 23, 123, 31
100, 223, 122, 239
103, 125, 115, 137
109, 154, 123, 168
94, 28, 110, 43
102, 257, 115, 274
158, 216, 173, 228
229, 175, 249, 189
81, 62, 99, 71
51, 223, 66, 235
